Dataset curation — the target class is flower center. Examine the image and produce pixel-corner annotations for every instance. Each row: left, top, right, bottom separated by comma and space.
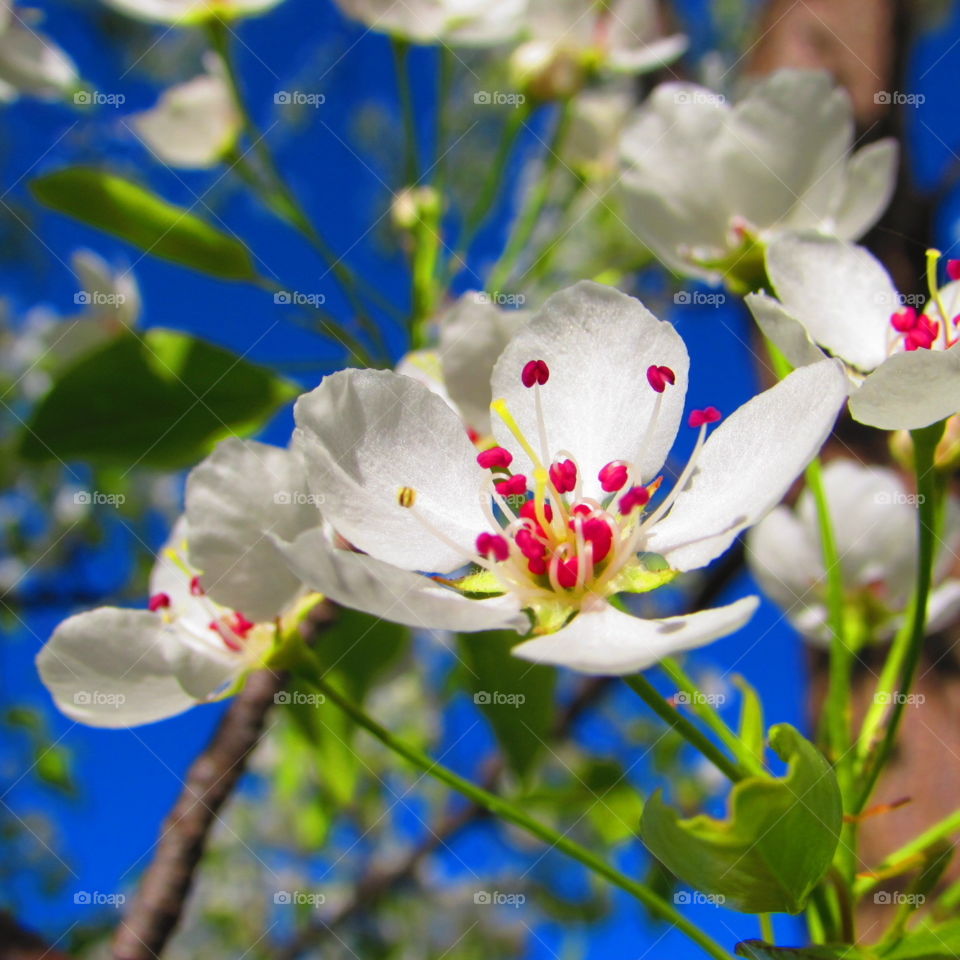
399, 361, 724, 618
888, 250, 960, 354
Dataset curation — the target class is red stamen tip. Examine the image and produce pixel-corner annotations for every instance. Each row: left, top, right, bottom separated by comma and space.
521, 359, 550, 388
689, 406, 722, 429
476, 532, 510, 562
598, 460, 629, 493
619, 486, 651, 515
477, 446, 513, 469
948, 259, 960, 282
495, 474, 528, 497
519, 500, 553, 524
515, 527, 547, 560
549, 459, 577, 494
890, 307, 917, 333
528, 556, 547, 575
148, 592, 171, 612
646, 364, 676, 393
189, 575, 204, 596
556, 557, 579, 589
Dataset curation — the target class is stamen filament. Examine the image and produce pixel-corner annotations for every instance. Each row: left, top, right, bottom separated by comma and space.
492, 398, 544, 471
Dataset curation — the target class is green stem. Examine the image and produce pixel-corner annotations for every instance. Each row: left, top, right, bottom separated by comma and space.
854, 422, 945, 814
623, 675, 746, 783
296, 650, 733, 960
759, 914, 775, 944
392, 38, 420, 185
208, 19, 392, 356
659, 658, 767, 778
854, 807, 960, 898
488, 102, 572, 293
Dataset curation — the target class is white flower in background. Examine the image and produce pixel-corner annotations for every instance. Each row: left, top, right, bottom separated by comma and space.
565, 86, 633, 179
0, 1, 78, 102
396, 292, 528, 437
510, 0, 686, 100
747, 235, 960, 430
36, 515, 299, 727
130, 55, 241, 169
102, 0, 284, 25
286, 281, 847, 675
329, 0, 525, 45
618, 70, 898, 287
748, 459, 960, 645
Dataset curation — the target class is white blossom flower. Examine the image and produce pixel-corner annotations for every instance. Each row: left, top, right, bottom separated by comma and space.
618, 70, 898, 287
285, 281, 847, 675
747, 459, 960, 645
0, 1, 78, 102
510, 0, 686, 100
747, 235, 960, 430
130, 55, 241, 169
329, 0, 525, 45
102, 0, 284, 25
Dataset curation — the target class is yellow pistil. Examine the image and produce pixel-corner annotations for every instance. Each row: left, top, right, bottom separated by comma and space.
926, 248, 950, 346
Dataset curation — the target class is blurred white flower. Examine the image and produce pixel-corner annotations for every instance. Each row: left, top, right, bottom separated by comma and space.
618, 70, 898, 287
747, 235, 960, 430
131, 55, 241, 169
102, 0, 284, 24
747, 459, 960, 645
0, 1, 78, 102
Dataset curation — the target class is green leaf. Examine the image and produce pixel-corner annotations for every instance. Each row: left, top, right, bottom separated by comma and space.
735, 923, 960, 960
30, 168, 257, 280
458, 630, 556, 779
734, 675, 766, 765
19, 330, 297, 469
608, 564, 678, 595
641, 724, 842, 914
735, 942, 866, 960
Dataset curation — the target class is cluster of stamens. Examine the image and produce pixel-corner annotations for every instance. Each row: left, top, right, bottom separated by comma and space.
399, 359, 723, 612
888, 255, 960, 354
149, 552, 258, 654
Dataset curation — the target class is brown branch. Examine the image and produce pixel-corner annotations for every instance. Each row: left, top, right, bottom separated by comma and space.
111, 667, 288, 960
0, 912, 73, 960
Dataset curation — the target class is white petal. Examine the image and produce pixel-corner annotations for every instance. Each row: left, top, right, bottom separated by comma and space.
36, 608, 199, 727
0, 23, 77, 98
489, 281, 688, 497
832, 139, 899, 240
746, 506, 823, 615
849, 346, 960, 430
647, 360, 847, 571
439, 293, 527, 434
716, 70, 852, 231
512, 597, 759, 675
294, 368, 489, 573
765, 235, 895, 372
185, 439, 315, 622
273, 527, 527, 633
745, 291, 828, 369
927, 580, 960, 634
607, 34, 688, 74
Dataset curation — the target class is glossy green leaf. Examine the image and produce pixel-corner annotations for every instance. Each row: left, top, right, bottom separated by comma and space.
734, 675, 765, 765
31, 168, 257, 280
19, 330, 297, 469
641, 724, 842, 914
458, 630, 556, 779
